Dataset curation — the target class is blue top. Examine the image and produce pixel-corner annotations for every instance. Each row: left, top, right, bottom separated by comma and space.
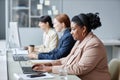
38, 28, 76, 60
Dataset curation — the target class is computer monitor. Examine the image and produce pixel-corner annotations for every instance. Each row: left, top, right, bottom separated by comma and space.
8, 22, 21, 48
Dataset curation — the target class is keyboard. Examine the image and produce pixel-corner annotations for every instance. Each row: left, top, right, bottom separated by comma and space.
12, 48, 29, 61
13, 54, 29, 61
22, 67, 43, 74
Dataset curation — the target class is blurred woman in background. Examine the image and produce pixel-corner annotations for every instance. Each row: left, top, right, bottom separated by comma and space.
33, 15, 58, 53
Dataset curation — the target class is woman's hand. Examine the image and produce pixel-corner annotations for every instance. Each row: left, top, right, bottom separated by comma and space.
28, 53, 38, 59
32, 64, 52, 72
34, 47, 39, 52
43, 62, 52, 66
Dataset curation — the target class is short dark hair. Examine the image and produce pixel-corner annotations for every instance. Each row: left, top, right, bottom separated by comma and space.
39, 15, 53, 28
72, 13, 101, 32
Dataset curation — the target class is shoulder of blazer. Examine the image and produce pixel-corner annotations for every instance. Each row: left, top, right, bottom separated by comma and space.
63, 28, 71, 37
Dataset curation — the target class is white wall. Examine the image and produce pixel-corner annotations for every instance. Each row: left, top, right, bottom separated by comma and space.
63, 0, 120, 40
19, 28, 43, 46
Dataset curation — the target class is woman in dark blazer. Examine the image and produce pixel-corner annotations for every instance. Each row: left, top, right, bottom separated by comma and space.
28, 14, 76, 60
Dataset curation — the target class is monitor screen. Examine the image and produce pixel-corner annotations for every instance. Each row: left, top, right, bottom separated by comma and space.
8, 22, 21, 48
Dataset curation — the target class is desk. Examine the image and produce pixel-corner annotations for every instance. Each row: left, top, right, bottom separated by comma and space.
7, 52, 81, 80
102, 39, 120, 46
0, 53, 8, 80
101, 39, 120, 61
0, 40, 7, 80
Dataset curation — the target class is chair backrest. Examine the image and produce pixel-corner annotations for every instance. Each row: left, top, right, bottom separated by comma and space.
108, 58, 120, 80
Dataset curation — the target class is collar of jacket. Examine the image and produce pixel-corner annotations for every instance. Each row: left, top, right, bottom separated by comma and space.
78, 32, 94, 49
62, 28, 70, 35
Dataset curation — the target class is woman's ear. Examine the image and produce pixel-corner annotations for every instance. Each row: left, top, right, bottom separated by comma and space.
81, 26, 87, 37
46, 22, 49, 25
82, 26, 87, 33
62, 22, 66, 28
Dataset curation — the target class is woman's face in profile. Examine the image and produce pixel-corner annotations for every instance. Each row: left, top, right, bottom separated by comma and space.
71, 22, 83, 40
38, 22, 48, 31
53, 18, 63, 32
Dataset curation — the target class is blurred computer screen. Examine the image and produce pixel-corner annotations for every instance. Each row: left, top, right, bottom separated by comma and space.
8, 22, 21, 48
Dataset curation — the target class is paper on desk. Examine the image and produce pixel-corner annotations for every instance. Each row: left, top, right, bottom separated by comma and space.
30, 60, 54, 64
17, 72, 54, 80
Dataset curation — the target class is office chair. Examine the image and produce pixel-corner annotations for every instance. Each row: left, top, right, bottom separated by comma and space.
108, 58, 120, 80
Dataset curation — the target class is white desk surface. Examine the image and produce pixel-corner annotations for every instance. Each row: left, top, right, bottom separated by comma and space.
7, 52, 81, 80
0, 40, 7, 80
0, 54, 8, 80
102, 39, 120, 46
